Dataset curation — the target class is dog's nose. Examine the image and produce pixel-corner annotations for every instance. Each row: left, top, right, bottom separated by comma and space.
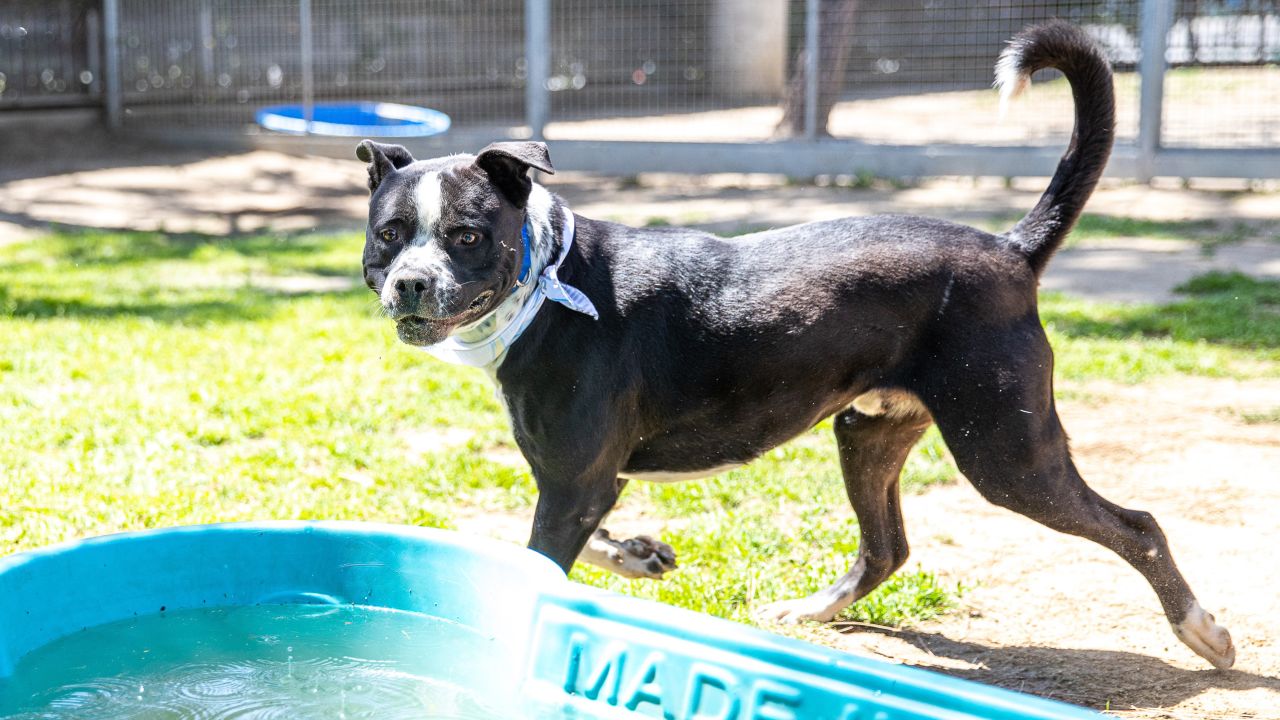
385, 272, 434, 317
395, 277, 429, 303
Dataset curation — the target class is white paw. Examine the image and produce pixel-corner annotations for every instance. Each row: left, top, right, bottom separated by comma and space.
1173, 603, 1236, 670
580, 530, 678, 580
755, 595, 842, 625
608, 534, 678, 579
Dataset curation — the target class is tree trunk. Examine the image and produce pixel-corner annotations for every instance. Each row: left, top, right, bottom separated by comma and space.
774, 0, 860, 138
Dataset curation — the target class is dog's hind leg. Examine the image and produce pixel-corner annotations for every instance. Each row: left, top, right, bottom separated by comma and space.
924, 324, 1235, 669
757, 392, 932, 623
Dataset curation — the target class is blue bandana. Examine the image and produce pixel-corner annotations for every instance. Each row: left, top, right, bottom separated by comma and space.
516, 224, 533, 286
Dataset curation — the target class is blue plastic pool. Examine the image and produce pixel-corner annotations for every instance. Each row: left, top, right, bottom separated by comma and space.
255, 102, 451, 137
0, 522, 1102, 719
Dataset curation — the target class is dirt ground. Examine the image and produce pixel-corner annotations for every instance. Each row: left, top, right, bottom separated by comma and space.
2, 136, 1278, 716
825, 378, 1280, 718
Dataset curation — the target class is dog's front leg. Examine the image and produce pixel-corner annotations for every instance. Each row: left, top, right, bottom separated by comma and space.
527, 473, 625, 573
529, 475, 678, 579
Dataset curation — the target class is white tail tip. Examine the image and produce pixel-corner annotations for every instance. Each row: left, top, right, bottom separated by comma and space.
994, 43, 1031, 121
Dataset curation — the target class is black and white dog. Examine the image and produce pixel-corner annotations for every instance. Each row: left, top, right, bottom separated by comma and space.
356, 22, 1234, 669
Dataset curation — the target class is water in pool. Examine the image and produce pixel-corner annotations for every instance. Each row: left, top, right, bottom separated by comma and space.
0, 604, 513, 719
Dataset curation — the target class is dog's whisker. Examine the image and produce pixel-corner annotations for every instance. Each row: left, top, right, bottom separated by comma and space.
366, 298, 391, 319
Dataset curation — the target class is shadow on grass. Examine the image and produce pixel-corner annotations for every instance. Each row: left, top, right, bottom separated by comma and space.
0, 287, 367, 324
1044, 272, 1280, 350
17, 228, 357, 272
970, 212, 1264, 249
838, 624, 1279, 712
1072, 214, 1222, 241
1, 229, 369, 324
1071, 214, 1272, 254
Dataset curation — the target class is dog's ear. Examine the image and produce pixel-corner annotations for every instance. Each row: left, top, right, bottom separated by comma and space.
475, 141, 555, 207
356, 140, 415, 193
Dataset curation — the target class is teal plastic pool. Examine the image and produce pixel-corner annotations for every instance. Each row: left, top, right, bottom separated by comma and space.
0, 522, 1102, 719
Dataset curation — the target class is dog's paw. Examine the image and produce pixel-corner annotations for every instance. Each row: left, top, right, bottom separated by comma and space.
615, 535, 677, 577
755, 595, 842, 625
582, 530, 678, 580
1173, 604, 1236, 670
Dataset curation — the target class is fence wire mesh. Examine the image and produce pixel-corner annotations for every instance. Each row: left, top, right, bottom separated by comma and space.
310, 0, 524, 124
2, 1, 1279, 165
539, 0, 1144, 146
548, 1, 717, 117
810, 0, 1143, 146
1163, 0, 1280, 148
0, 0, 101, 109
114, 0, 524, 129
117, 0, 302, 125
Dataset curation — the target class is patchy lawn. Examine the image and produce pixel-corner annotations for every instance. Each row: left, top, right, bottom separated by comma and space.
1, 230, 1276, 640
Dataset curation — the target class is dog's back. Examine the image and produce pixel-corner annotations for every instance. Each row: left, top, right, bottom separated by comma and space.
583, 19, 1115, 336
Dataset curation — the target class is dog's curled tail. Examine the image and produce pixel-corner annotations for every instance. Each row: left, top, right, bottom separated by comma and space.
996, 21, 1115, 277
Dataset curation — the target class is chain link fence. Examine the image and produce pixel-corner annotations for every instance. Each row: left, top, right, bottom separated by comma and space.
538, 1, 1144, 146
2, 0, 1278, 176
110, 0, 525, 128
1163, 0, 1280, 148
0, 0, 102, 109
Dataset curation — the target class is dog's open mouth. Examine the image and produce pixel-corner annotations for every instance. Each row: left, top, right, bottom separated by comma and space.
468, 290, 495, 312
394, 290, 497, 346
395, 315, 446, 346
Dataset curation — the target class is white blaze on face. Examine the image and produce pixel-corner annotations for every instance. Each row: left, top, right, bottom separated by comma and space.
412, 170, 444, 239
380, 170, 458, 312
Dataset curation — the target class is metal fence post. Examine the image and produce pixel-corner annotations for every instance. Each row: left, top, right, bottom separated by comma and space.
300, 0, 315, 135
1138, 0, 1174, 183
525, 0, 551, 141
102, 0, 122, 129
803, 0, 819, 141
86, 8, 102, 95
199, 1, 214, 89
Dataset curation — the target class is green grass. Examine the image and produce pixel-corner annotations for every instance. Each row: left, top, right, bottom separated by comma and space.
973, 213, 1268, 251
1041, 271, 1280, 382
1, 230, 1276, 639
1240, 408, 1280, 424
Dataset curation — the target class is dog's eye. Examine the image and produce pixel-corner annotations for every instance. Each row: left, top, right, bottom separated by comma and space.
458, 231, 481, 246
379, 228, 398, 243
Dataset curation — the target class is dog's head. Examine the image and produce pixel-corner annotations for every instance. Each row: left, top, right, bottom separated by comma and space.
356, 139, 555, 346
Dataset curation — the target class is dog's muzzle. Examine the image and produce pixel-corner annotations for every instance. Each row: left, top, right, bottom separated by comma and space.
385, 271, 499, 346
395, 315, 450, 346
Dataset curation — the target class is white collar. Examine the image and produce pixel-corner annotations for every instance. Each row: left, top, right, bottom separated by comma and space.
422, 208, 598, 369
